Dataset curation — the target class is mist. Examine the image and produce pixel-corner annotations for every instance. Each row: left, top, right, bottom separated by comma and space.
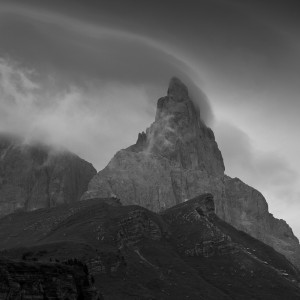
214, 120, 300, 236
0, 4, 215, 171
0, 51, 213, 171
1, 0, 300, 240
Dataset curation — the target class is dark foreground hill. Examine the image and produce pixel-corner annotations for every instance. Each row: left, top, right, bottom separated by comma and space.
0, 258, 101, 299
0, 195, 300, 299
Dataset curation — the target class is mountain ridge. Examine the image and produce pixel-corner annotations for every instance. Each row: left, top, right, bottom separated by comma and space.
0, 194, 299, 299
83, 77, 300, 269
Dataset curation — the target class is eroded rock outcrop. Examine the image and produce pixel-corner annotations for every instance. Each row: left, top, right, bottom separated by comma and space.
0, 134, 96, 216
83, 77, 300, 268
162, 194, 237, 258
0, 259, 101, 300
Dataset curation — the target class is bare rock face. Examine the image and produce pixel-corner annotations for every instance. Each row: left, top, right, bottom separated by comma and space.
223, 176, 300, 268
161, 194, 238, 258
0, 134, 96, 216
83, 77, 300, 268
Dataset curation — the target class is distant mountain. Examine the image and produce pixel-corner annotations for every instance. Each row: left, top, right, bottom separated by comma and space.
0, 194, 299, 299
82, 77, 300, 268
0, 133, 96, 216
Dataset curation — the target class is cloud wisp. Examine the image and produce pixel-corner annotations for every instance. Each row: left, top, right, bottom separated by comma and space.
0, 2, 213, 123
0, 3, 216, 172
0, 57, 156, 169
215, 121, 298, 188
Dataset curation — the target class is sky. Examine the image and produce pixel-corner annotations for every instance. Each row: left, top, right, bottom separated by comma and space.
0, 0, 299, 237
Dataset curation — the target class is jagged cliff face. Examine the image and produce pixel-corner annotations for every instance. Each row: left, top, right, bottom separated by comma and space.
85, 78, 225, 210
83, 77, 300, 269
141, 77, 224, 175
0, 134, 96, 216
223, 176, 300, 269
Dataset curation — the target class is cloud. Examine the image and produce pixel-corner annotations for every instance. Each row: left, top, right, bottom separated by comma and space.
0, 57, 159, 170
0, 57, 39, 136
214, 121, 298, 189
2, 1, 299, 239
0, 3, 216, 173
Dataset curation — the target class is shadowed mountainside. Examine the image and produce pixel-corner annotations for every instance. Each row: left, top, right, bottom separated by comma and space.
0, 195, 300, 299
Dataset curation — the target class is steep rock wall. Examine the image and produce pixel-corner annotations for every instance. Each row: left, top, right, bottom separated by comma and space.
83, 77, 300, 268
0, 134, 96, 216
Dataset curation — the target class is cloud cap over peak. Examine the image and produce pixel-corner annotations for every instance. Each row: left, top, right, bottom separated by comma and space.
167, 77, 189, 101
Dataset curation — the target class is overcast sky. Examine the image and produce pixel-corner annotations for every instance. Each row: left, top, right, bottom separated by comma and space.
0, 0, 300, 238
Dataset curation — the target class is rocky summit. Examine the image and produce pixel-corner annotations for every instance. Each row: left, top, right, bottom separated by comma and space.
0, 133, 96, 216
83, 77, 300, 269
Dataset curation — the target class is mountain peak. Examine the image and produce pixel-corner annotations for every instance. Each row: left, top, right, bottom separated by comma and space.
167, 77, 189, 101
83, 78, 300, 269
156, 77, 196, 123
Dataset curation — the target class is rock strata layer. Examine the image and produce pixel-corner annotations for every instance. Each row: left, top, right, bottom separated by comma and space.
83, 77, 300, 268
